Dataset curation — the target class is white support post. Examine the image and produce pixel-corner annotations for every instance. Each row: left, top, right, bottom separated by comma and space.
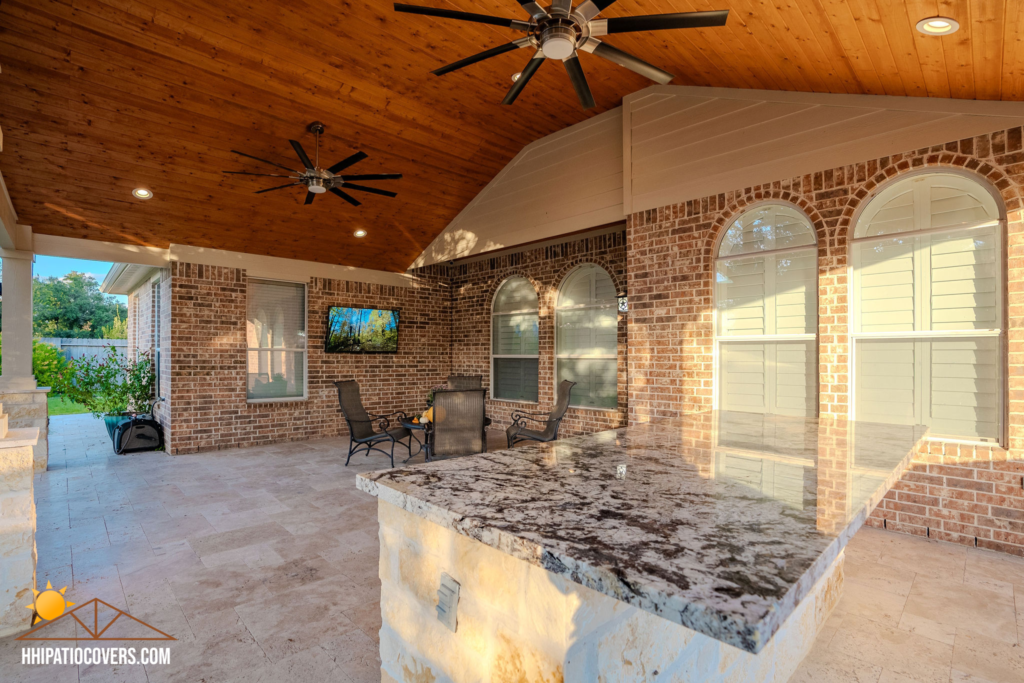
0, 250, 36, 390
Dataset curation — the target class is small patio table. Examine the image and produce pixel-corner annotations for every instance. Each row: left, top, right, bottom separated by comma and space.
399, 418, 431, 462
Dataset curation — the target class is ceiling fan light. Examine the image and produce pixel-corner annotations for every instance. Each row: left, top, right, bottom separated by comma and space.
354, 229, 367, 238
543, 35, 575, 61
307, 178, 327, 194
132, 188, 153, 200
916, 16, 959, 35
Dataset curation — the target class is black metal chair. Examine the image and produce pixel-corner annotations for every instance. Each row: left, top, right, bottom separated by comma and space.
334, 380, 410, 468
447, 375, 482, 390
506, 380, 576, 448
447, 375, 492, 440
426, 389, 487, 458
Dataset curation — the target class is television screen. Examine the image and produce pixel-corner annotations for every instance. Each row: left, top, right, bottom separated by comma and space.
325, 307, 399, 354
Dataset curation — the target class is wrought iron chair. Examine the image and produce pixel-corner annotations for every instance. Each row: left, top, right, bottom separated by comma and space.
447, 375, 482, 390
334, 380, 410, 468
506, 380, 576, 448
426, 389, 487, 459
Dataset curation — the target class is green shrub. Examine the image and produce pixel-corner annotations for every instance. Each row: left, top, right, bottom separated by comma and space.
53, 347, 154, 417
0, 335, 69, 389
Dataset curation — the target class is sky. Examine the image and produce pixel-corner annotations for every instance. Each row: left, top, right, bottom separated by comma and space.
33, 255, 128, 304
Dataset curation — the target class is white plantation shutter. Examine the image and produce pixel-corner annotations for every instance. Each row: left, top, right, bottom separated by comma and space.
492, 277, 539, 402
246, 279, 306, 400
556, 265, 619, 409
853, 173, 1003, 442
716, 205, 818, 418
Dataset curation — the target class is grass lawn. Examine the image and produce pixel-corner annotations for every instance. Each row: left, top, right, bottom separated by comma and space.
48, 394, 90, 416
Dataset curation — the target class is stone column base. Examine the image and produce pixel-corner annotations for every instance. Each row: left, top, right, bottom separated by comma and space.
0, 388, 49, 471
0, 430, 38, 638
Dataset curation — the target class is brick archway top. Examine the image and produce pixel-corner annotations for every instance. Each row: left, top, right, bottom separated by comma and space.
551, 256, 626, 298
703, 194, 828, 258
837, 160, 1022, 243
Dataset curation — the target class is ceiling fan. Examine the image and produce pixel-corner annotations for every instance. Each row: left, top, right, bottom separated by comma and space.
223, 122, 402, 206
394, 1, 729, 109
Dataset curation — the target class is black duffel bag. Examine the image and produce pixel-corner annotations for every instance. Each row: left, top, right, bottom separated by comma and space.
112, 414, 164, 454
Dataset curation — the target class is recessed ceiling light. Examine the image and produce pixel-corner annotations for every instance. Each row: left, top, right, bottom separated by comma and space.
353, 229, 367, 238
916, 16, 959, 35
511, 72, 521, 83
132, 188, 153, 200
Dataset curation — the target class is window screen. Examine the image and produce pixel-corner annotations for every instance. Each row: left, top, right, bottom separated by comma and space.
852, 173, 1002, 441
716, 205, 818, 417
246, 279, 306, 401
492, 277, 539, 402
556, 264, 618, 409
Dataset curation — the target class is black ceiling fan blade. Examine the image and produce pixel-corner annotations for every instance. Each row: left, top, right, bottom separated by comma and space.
433, 42, 521, 76
330, 187, 362, 206
341, 183, 398, 198
327, 151, 369, 174
338, 173, 403, 181
563, 55, 596, 110
394, 4, 528, 30
223, 171, 294, 177
230, 150, 296, 173
502, 52, 544, 105
589, 42, 674, 84
517, 0, 548, 19
255, 183, 301, 194
603, 10, 729, 34
289, 140, 315, 170
304, 191, 316, 205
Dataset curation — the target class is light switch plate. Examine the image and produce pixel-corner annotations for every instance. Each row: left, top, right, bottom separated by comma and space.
436, 572, 460, 632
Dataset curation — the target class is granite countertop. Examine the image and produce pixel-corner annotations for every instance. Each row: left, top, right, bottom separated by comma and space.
357, 411, 927, 653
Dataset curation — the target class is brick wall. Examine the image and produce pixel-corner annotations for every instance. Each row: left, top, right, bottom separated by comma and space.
165, 262, 450, 455
126, 272, 171, 439
627, 128, 1024, 555
437, 230, 629, 437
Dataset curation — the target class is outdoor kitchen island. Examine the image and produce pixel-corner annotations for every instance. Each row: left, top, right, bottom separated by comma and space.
356, 411, 928, 683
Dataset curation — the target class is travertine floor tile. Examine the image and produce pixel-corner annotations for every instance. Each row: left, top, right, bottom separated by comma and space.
902, 575, 1017, 645
951, 630, 1024, 683
828, 615, 954, 683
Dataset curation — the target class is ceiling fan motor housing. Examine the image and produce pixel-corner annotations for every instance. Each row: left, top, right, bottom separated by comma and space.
540, 23, 577, 60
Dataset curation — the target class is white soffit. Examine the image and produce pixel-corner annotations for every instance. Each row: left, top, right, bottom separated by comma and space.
624, 86, 1024, 215
412, 107, 624, 268
101, 263, 161, 295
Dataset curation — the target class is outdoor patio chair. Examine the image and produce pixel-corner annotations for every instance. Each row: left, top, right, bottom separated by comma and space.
506, 380, 576, 448
447, 375, 482, 389
334, 380, 410, 468
427, 388, 487, 458
446, 375, 492, 433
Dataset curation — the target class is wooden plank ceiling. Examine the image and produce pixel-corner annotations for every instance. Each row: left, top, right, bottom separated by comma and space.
1, 0, 1022, 272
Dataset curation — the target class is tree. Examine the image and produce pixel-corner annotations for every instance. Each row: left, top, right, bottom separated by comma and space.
31, 272, 127, 338
101, 308, 128, 339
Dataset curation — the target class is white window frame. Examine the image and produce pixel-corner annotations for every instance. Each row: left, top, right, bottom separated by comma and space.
490, 276, 540, 404
713, 202, 819, 416
849, 170, 1006, 444
151, 274, 163, 399
554, 264, 619, 411
246, 277, 309, 404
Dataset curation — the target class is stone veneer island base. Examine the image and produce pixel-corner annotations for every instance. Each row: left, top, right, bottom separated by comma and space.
359, 412, 927, 683
377, 499, 844, 683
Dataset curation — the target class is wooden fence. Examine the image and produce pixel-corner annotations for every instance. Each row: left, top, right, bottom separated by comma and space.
37, 338, 127, 362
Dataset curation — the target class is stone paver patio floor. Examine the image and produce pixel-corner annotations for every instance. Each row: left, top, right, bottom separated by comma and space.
2, 414, 1024, 682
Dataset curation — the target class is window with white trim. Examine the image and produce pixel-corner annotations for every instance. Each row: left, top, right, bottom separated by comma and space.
491, 277, 539, 402
555, 264, 618, 409
852, 172, 1003, 442
246, 279, 307, 401
715, 204, 818, 416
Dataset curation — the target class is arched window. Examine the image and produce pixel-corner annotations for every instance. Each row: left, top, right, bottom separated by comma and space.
555, 264, 618, 409
852, 172, 1003, 441
715, 204, 818, 416
491, 277, 539, 402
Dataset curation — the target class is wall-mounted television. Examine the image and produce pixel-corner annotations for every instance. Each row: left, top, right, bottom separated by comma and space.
325, 307, 399, 354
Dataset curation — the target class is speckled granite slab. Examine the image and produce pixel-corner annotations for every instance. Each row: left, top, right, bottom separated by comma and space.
357, 411, 927, 653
